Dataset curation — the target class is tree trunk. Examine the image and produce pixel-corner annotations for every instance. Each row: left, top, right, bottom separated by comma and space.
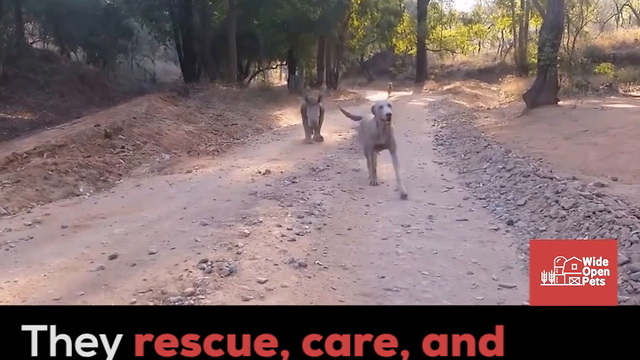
516, 0, 530, 76
415, 0, 430, 83
509, 0, 519, 70
316, 36, 325, 87
286, 47, 297, 93
330, 42, 343, 90
522, 0, 565, 109
199, 0, 216, 82
169, 0, 199, 83
0, 0, 5, 79
12, 0, 25, 49
226, 0, 238, 83
324, 40, 333, 89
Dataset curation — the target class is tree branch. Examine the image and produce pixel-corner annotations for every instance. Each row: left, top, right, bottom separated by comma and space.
532, 0, 545, 17
427, 47, 457, 54
245, 62, 286, 84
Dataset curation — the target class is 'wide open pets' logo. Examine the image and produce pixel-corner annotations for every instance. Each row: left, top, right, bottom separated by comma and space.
529, 239, 618, 306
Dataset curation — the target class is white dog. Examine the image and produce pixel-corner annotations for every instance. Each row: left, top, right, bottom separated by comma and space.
338, 99, 408, 200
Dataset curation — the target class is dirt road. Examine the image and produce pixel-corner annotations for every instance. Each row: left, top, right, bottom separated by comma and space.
0, 89, 528, 305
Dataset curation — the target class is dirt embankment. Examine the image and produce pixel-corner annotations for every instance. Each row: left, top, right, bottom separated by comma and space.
0, 49, 154, 142
428, 79, 640, 304
0, 62, 365, 216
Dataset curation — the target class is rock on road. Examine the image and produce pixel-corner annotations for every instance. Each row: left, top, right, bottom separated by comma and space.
0, 89, 528, 305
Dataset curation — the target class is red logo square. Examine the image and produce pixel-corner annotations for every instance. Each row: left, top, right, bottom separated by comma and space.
529, 239, 618, 306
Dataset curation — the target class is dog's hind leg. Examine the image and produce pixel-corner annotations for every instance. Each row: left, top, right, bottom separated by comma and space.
389, 150, 408, 200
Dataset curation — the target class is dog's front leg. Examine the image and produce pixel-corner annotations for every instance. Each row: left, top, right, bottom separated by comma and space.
302, 116, 313, 144
369, 151, 379, 186
390, 150, 408, 199
365, 152, 377, 186
314, 105, 325, 142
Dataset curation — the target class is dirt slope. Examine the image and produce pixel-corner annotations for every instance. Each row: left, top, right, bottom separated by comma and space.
0, 89, 528, 305
0, 84, 367, 215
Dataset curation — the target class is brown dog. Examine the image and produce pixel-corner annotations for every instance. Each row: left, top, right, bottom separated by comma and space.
300, 94, 325, 144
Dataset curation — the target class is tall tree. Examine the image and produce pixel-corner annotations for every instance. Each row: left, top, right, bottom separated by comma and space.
522, 0, 566, 109
0, 0, 5, 78
227, 0, 238, 83
168, 0, 200, 83
415, 0, 430, 83
198, 0, 216, 82
316, 36, 325, 86
12, 0, 24, 49
515, 0, 531, 76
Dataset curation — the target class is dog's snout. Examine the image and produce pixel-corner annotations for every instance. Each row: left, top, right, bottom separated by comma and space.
385, 112, 392, 121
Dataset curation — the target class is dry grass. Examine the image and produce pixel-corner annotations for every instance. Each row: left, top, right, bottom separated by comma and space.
432, 52, 505, 70
590, 27, 640, 51
582, 28, 640, 66
498, 75, 533, 101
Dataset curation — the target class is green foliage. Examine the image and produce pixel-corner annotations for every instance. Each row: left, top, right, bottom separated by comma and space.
0, 0, 588, 87
27, 0, 135, 68
392, 10, 417, 55
594, 62, 615, 77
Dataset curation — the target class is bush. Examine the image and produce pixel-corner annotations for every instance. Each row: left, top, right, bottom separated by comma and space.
582, 45, 608, 63
594, 62, 615, 77
615, 67, 640, 84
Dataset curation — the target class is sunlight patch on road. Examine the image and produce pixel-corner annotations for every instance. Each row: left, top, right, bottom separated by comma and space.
602, 103, 638, 109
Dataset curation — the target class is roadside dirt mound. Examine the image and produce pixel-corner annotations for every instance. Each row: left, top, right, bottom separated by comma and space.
429, 82, 640, 305
429, 79, 506, 109
0, 84, 366, 215
0, 48, 151, 142
0, 86, 279, 214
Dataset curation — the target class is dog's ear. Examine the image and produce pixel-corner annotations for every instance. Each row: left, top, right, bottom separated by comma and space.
371, 104, 376, 115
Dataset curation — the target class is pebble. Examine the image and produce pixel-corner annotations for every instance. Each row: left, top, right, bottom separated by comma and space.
241, 295, 254, 302
256, 277, 269, 284
148, 248, 158, 255
627, 262, 640, 273
107, 253, 119, 261
183, 288, 197, 297
619, 254, 631, 266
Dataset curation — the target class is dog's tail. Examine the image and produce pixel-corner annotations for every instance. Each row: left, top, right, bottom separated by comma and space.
338, 106, 363, 121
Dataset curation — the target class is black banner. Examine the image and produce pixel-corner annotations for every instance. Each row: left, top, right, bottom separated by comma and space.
0, 306, 629, 359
